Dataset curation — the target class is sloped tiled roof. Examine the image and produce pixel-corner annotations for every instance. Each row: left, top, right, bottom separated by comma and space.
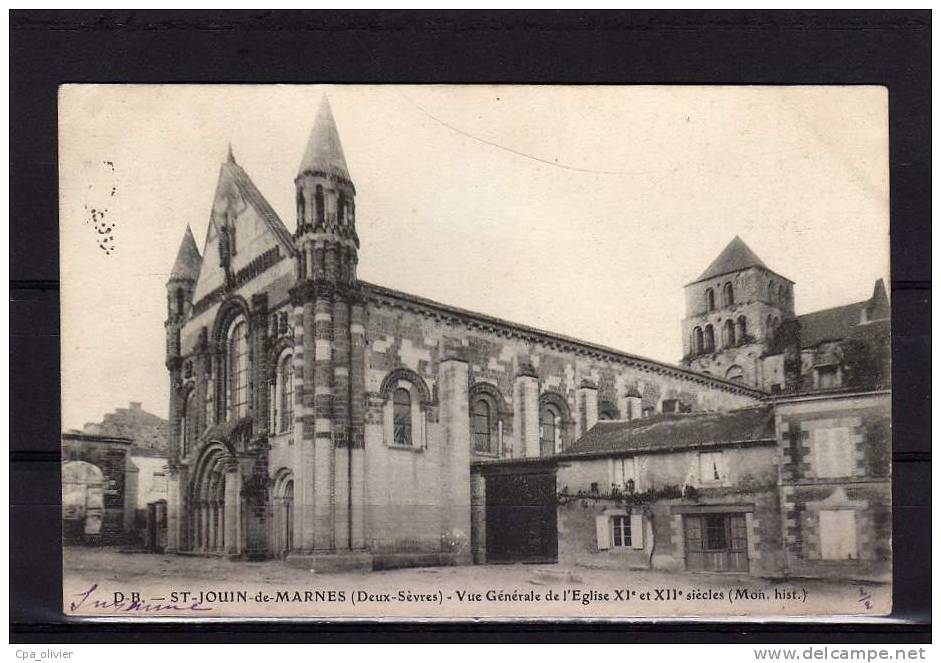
298, 96, 351, 182
797, 279, 890, 349
559, 405, 775, 458
695, 236, 771, 283
797, 302, 867, 348
168, 225, 202, 281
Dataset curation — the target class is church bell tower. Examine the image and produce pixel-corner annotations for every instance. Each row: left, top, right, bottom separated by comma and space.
288, 96, 370, 568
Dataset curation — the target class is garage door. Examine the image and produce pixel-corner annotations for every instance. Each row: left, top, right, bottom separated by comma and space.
485, 472, 558, 564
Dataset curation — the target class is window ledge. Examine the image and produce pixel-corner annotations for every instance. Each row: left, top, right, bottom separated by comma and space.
385, 443, 424, 453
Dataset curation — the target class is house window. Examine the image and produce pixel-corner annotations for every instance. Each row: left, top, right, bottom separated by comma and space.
815, 365, 841, 389
819, 509, 859, 560
812, 426, 853, 478
610, 457, 637, 491
392, 388, 412, 446
699, 451, 724, 483
226, 317, 249, 420
704, 325, 715, 353
277, 353, 294, 433
471, 397, 493, 454
539, 403, 561, 456
611, 515, 632, 548
705, 288, 715, 312
723, 282, 734, 307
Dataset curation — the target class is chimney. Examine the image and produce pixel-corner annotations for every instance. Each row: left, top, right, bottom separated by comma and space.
130, 401, 142, 410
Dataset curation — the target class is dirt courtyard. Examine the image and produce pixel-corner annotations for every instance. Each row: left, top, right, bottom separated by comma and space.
62, 546, 889, 620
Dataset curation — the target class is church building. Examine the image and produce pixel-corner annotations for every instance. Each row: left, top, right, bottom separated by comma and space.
163, 98, 767, 570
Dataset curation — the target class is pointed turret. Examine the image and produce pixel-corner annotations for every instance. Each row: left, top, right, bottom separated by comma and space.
166, 225, 201, 369
294, 95, 359, 285
168, 224, 202, 283
298, 96, 352, 183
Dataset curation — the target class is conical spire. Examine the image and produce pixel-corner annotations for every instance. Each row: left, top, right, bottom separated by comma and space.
696, 236, 769, 282
168, 224, 202, 282
298, 96, 351, 182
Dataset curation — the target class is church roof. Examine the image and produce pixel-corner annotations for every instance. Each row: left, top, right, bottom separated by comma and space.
694, 236, 777, 283
298, 96, 351, 182
168, 224, 202, 282
208, 149, 296, 256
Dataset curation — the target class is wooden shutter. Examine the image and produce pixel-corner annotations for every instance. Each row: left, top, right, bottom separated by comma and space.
630, 513, 644, 549
595, 515, 610, 550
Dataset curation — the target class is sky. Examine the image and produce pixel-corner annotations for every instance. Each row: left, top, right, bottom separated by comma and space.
59, 85, 889, 430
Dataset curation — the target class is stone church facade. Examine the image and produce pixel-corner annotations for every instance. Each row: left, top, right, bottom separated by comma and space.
163, 98, 774, 570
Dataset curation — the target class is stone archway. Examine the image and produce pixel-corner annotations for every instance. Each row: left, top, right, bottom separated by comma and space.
62, 460, 105, 544
271, 469, 294, 558
188, 441, 240, 555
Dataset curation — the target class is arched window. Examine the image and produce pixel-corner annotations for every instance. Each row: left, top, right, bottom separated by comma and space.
315, 185, 325, 224
226, 317, 249, 420
768, 280, 776, 301
778, 284, 787, 304
277, 352, 294, 433
705, 288, 715, 312
723, 319, 736, 347
471, 398, 492, 454
737, 315, 747, 342
392, 387, 412, 446
694, 327, 704, 355
766, 314, 775, 343
725, 365, 744, 382
181, 389, 196, 458
723, 282, 734, 307
704, 325, 715, 353
175, 288, 185, 316
539, 403, 560, 457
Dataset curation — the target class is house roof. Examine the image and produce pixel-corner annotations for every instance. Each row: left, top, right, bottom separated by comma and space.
559, 405, 775, 458
797, 278, 890, 348
694, 236, 778, 283
168, 225, 202, 282
298, 96, 351, 182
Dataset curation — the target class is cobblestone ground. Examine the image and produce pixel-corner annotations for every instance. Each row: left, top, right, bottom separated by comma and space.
63, 546, 889, 620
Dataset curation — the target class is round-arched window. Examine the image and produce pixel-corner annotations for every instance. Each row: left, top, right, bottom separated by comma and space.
225, 316, 249, 420
471, 398, 493, 454
392, 387, 412, 446
539, 404, 560, 457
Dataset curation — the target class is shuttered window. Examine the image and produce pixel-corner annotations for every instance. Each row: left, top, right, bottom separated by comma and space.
812, 427, 854, 478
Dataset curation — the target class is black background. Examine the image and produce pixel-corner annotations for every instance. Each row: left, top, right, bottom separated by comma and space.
10, 10, 931, 643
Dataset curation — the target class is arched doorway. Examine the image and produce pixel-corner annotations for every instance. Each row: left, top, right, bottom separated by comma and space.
272, 469, 294, 558
189, 441, 238, 554
62, 460, 105, 544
